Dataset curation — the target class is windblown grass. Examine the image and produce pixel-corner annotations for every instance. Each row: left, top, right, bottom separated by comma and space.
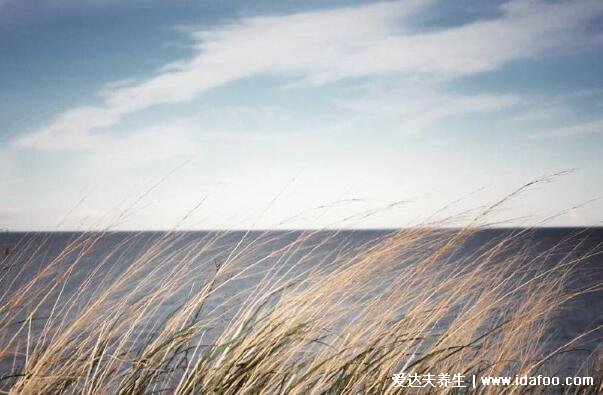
0, 219, 602, 393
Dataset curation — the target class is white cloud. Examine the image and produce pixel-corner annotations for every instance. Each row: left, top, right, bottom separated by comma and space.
17, 116, 196, 169
90, 120, 198, 168
510, 89, 603, 122
16, 106, 119, 150
340, 86, 520, 132
13, 0, 603, 151
0, 206, 17, 219
529, 119, 603, 139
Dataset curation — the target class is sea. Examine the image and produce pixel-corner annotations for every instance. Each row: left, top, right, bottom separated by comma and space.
0, 228, 602, 385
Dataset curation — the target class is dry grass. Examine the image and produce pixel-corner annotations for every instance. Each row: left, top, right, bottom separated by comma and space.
0, 217, 602, 393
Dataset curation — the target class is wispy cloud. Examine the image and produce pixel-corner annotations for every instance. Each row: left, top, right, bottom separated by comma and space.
90, 120, 197, 168
340, 86, 520, 132
15, 116, 196, 168
0, 206, 16, 219
14, 0, 603, 151
529, 119, 603, 139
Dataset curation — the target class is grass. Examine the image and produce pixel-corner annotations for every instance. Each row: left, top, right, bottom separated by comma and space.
0, 203, 602, 393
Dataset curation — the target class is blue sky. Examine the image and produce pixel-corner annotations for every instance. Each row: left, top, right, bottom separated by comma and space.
1, 0, 603, 230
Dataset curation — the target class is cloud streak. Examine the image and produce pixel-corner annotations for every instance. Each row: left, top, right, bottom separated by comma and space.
529, 119, 603, 139
340, 86, 521, 132
14, 0, 603, 150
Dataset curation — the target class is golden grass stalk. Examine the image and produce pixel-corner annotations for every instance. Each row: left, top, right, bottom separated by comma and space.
0, 211, 601, 394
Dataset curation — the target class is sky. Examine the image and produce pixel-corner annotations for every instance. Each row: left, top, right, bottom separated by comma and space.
1, 0, 603, 230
